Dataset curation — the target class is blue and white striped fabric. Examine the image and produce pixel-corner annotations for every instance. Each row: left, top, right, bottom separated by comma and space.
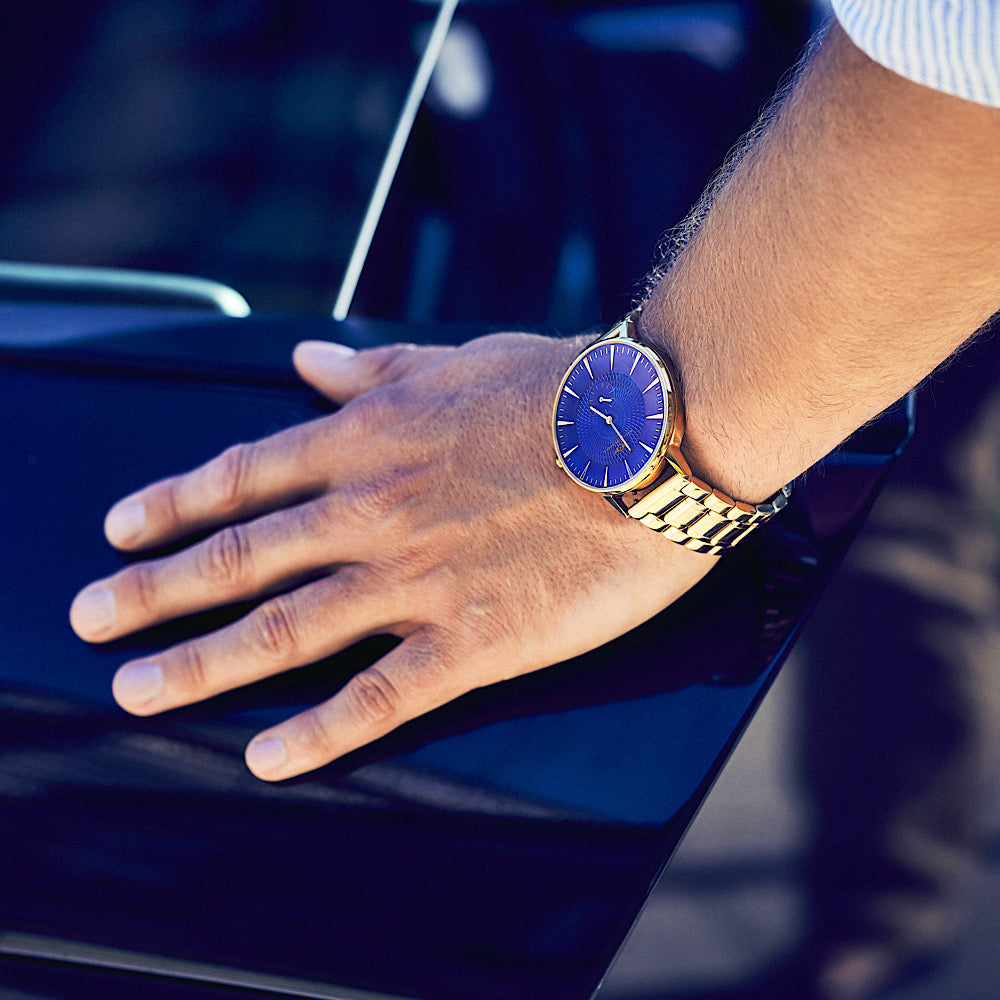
831, 0, 1000, 107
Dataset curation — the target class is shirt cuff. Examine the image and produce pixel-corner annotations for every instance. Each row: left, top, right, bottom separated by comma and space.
831, 0, 1000, 107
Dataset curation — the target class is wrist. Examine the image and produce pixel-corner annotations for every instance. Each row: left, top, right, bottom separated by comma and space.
635, 21, 1000, 509
635, 289, 799, 505
552, 312, 791, 555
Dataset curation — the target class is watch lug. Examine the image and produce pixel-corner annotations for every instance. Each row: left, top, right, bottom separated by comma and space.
596, 311, 640, 345
663, 449, 693, 479
605, 494, 631, 516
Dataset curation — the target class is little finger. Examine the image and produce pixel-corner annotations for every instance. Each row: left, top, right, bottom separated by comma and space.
244, 630, 462, 780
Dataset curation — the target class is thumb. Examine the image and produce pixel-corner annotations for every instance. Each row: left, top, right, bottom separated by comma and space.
292, 340, 419, 404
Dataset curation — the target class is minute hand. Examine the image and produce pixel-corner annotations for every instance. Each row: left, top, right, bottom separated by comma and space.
609, 419, 632, 452
589, 405, 632, 452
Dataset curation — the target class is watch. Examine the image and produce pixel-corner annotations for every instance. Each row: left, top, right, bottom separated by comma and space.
551, 311, 791, 555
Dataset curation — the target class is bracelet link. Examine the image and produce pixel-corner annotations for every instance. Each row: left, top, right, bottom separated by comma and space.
617, 477, 792, 554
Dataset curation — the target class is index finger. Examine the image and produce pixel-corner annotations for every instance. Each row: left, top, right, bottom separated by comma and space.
104, 422, 326, 551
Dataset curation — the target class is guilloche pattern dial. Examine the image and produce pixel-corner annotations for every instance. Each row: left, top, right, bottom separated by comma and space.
553, 338, 674, 493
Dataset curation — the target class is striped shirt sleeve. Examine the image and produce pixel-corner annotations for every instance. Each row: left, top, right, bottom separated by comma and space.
830, 0, 1000, 107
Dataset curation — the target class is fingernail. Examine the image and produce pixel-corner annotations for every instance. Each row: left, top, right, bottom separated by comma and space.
113, 661, 164, 710
105, 499, 146, 547
296, 341, 356, 363
70, 585, 118, 637
246, 736, 287, 778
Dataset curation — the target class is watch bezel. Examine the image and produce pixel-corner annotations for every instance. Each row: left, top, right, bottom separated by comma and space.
552, 325, 683, 495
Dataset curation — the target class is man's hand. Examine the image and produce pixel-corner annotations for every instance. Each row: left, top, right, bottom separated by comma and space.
70, 333, 714, 780
68, 21, 1000, 785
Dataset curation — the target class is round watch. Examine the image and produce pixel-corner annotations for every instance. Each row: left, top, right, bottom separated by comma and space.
552, 311, 791, 555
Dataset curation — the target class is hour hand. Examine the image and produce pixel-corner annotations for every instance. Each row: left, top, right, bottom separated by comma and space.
589, 405, 611, 422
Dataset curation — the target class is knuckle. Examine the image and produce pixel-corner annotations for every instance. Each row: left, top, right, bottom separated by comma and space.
336, 391, 391, 441
363, 345, 416, 386
342, 666, 402, 729
330, 562, 367, 601
247, 595, 300, 661
172, 641, 208, 697
456, 595, 509, 650
342, 480, 393, 523
344, 477, 395, 521
401, 630, 453, 692
160, 480, 184, 530
126, 562, 160, 617
198, 525, 252, 591
342, 469, 420, 524
296, 706, 339, 763
300, 496, 339, 542
207, 442, 254, 513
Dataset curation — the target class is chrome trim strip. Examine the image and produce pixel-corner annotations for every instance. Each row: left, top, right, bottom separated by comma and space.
0, 932, 415, 1000
0, 261, 251, 317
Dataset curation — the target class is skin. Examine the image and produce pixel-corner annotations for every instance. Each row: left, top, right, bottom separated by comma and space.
70, 23, 1000, 781
70, 335, 714, 779
650, 24, 1000, 503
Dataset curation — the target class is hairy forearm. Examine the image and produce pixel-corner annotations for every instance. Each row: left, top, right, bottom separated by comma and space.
641, 21, 1000, 502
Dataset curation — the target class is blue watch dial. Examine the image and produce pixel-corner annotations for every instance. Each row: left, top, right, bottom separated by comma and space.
553, 338, 672, 492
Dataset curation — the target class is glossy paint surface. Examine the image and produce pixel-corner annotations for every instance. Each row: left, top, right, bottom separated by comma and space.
0, 307, 909, 999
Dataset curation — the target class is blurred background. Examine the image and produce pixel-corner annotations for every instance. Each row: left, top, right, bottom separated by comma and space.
2, 3, 998, 999
0, 0, 811, 324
